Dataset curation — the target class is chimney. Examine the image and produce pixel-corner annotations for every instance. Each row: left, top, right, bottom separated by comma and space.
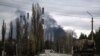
42, 7, 44, 14
27, 13, 29, 19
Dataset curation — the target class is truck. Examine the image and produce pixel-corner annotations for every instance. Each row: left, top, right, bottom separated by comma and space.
73, 39, 95, 56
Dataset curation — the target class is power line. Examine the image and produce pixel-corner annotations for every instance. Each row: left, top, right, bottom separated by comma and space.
87, 11, 93, 17
0, 2, 31, 11
0, 2, 19, 8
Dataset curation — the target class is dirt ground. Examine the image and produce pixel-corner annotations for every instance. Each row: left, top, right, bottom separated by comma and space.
95, 54, 100, 56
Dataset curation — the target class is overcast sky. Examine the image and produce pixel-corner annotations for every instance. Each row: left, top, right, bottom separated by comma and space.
40, 0, 100, 37
0, 0, 100, 38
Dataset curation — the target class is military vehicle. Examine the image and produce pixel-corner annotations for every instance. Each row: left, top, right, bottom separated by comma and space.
73, 39, 95, 56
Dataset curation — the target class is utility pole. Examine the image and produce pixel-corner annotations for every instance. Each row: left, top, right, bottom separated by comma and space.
87, 11, 94, 40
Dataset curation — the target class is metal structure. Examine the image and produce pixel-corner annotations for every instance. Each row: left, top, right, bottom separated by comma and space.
87, 11, 94, 40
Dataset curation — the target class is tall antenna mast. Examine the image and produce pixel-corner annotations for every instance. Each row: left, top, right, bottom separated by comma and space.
87, 11, 94, 40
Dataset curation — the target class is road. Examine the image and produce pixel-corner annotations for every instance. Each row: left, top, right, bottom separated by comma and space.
39, 50, 72, 56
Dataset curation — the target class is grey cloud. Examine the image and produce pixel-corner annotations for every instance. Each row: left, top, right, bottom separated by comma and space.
40, 0, 100, 17
55, 17, 100, 30
0, 0, 100, 37
40, 0, 100, 32
0, 0, 39, 12
0, 0, 39, 22
57, 20, 90, 30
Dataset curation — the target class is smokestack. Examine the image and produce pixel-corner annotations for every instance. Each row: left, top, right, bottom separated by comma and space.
27, 13, 29, 19
42, 7, 44, 14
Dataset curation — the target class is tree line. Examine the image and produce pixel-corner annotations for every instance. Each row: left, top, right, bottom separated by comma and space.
0, 3, 44, 56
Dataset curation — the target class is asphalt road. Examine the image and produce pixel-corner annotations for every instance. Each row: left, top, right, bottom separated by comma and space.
39, 53, 72, 56
39, 50, 72, 56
